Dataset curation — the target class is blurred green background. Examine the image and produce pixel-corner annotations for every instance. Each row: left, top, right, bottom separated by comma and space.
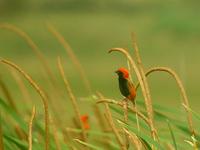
0, 0, 200, 113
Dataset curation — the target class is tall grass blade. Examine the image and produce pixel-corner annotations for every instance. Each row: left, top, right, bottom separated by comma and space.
0, 110, 4, 150
0, 59, 50, 150
28, 106, 36, 150
182, 103, 200, 121
4, 135, 27, 150
131, 33, 156, 140
0, 97, 27, 131
74, 139, 103, 150
47, 24, 92, 94
0, 76, 18, 113
117, 120, 164, 150
110, 105, 149, 130
57, 57, 87, 141
138, 67, 195, 136
167, 120, 178, 150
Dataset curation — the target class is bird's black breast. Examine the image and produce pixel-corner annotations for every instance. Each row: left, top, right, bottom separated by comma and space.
118, 77, 130, 97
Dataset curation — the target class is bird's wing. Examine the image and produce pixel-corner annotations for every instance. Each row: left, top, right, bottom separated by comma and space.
127, 79, 136, 100
127, 79, 135, 89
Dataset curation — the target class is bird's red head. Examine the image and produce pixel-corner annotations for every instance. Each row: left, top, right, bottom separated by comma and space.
115, 68, 129, 79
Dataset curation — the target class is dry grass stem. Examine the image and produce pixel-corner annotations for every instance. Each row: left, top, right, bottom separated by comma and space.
97, 93, 126, 150
74, 139, 94, 149
93, 104, 109, 131
136, 67, 195, 136
0, 59, 50, 150
134, 104, 140, 132
57, 57, 87, 141
104, 105, 126, 150
14, 125, 27, 140
50, 117, 61, 150
123, 128, 142, 150
165, 143, 175, 150
0, 111, 4, 150
97, 99, 149, 126
11, 70, 31, 107
0, 76, 18, 113
131, 34, 156, 140
47, 24, 92, 94
63, 128, 76, 149
108, 48, 157, 140
0, 24, 63, 120
127, 59, 140, 131
0, 23, 56, 86
0, 24, 64, 125
127, 60, 133, 82
28, 106, 36, 150
123, 99, 129, 148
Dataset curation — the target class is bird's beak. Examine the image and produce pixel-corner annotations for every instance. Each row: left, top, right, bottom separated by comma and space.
115, 70, 119, 74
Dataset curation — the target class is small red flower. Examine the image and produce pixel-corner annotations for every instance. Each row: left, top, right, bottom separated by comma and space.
81, 115, 90, 130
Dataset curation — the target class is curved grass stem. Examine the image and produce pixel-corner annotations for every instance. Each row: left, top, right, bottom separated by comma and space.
97, 93, 126, 149
96, 98, 150, 128
47, 24, 92, 95
28, 106, 36, 150
0, 75, 18, 113
0, 59, 50, 150
131, 34, 156, 140
57, 57, 87, 141
136, 67, 195, 136
0, 111, 4, 150
123, 98, 129, 149
0, 23, 56, 86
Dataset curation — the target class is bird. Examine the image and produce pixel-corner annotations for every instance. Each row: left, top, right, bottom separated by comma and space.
115, 68, 136, 105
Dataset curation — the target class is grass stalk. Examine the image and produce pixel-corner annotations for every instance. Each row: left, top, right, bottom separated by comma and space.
0, 75, 18, 113
0, 23, 56, 86
123, 99, 129, 149
104, 105, 126, 150
127, 59, 140, 132
97, 98, 149, 126
167, 120, 177, 150
14, 125, 27, 140
123, 128, 142, 150
93, 104, 109, 131
11, 70, 31, 108
74, 139, 102, 150
57, 57, 87, 141
0, 24, 63, 124
0, 59, 50, 150
131, 34, 156, 140
97, 93, 126, 150
63, 128, 76, 149
136, 67, 195, 136
0, 111, 4, 150
50, 116, 61, 150
28, 106, 36, 150
93, 103, 114, 148
47, 24, 92, 95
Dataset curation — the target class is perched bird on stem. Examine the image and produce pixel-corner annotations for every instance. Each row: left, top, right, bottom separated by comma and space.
115, 68, 136, 105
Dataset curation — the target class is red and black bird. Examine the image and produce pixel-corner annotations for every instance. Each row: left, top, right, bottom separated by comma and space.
115, 68, 136, 104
